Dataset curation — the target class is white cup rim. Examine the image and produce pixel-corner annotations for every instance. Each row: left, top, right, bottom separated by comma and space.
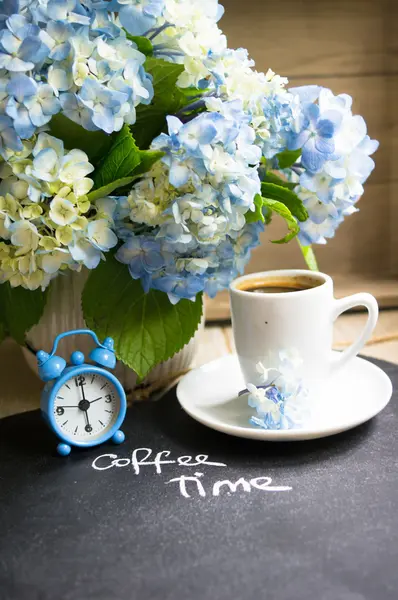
229, 269, 332, 297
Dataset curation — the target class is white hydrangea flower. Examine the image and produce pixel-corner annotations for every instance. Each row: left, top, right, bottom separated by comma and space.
0, 133, 117, 290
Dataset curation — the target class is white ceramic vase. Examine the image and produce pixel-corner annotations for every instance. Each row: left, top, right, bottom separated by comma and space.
22, 270, 205, 394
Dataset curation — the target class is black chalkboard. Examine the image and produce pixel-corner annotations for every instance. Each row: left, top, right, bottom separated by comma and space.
0, 356, 397, 600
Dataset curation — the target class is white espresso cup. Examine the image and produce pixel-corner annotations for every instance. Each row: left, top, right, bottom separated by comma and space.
229, 270, 379, 397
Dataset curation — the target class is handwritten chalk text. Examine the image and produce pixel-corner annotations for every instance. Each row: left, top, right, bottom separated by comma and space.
166, 473, 292, 498
92, 448, 226, 474
91, 448, 293, 498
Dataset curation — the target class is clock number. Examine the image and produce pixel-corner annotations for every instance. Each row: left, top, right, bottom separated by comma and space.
105, 394, 112, 403
75, 375, 86, 387
56, 407, 64, 416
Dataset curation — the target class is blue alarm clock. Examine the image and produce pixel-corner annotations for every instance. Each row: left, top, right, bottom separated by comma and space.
38, 329, 127, 457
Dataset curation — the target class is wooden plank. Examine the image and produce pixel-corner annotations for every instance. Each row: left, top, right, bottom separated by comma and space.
205, 276, 398, 321
221, 0, 394, 78
192, 326, 231, 367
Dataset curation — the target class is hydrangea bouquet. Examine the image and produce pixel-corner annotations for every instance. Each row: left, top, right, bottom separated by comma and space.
0, 0, 378, 380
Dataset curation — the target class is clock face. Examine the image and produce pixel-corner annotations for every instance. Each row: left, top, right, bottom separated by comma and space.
52, 371, 121, 443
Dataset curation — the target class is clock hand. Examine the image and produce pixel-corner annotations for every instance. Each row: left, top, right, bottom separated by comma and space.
57, 405, 80, 408
89, 397, 102, 404
83, 410, 92, 430
80, 381, 86, 401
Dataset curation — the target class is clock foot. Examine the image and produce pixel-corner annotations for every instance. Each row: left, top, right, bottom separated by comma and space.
112, 430, 125, 445
57, 443, 71, 457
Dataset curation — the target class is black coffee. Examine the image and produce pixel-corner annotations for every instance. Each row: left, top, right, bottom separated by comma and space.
237, 277, 321, 294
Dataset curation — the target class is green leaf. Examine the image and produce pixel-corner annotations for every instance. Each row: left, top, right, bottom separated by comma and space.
124, 32, 153, 56
262, 197, 300, 244
0, 283, 48, 344
262, 171, 297, 191
275, 148, 301, 169
131, 57, 186, 149
298, 241, 319, 271
134, 149, 165, 177
261, 182, 308, 222
87, 177, 134, 202
245, 194, 265, 224
49, 114, 113, 165
93, 125, 142, 189
82, 255, 203, 380
93, 125, 165, 191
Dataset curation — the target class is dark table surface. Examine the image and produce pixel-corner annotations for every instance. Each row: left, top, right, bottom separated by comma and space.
0, 356, 397, 600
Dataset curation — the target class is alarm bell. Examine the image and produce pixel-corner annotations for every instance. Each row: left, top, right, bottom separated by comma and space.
89, 337, 116, 369
37, 350, 67, 382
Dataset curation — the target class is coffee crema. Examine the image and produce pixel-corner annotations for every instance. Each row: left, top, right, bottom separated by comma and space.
236, 277, 322, 294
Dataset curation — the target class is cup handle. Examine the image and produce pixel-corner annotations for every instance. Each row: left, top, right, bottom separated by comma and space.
330, 293, 379, 373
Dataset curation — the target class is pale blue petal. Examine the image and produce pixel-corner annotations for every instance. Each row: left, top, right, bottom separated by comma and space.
119, 5, 156, 35
289, 85, 322, 103
69, 239, 101, 269
7, 74, 36, 101
305, 102, 320, 126
315, 136, 334, 155
14, 111, 35, 138
169, 163, 190, 187
50, 41, 71, 61
358, 135, 379, 156
0, 29, 19, 53
288, 130, 310, 151
301, 138, 325, 173
320, 110, 343, 130
46, 20, 72, 42
142, 251, 164, 272
166, 115, 183, 136
5, 55, 33, 71
18, 36, 48, 63
0, 52, 11, 68
92, 108, 115, 134
40, 95, 61, 116
28, 102, 49, 126
1, 125, 22, 151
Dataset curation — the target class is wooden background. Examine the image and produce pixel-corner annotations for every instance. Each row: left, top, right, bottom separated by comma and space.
208, 0, 398, 318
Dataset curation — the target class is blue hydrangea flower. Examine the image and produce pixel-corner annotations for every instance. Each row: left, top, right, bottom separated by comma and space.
23, 83, 61, 127
0, 0, 155, 147
0, 15, 49, 71
44, 0, 91, 25
114, 100, 264, 303
41, 20, 73, 61
78, 78, 129, 134
152, 273, 204, 305
283, 87, 379, 246
116, 236, 170, 292
59, 93, 96, 131
247, 383, 284, 429
5, 73, 38, 138
288, 102, 342, 173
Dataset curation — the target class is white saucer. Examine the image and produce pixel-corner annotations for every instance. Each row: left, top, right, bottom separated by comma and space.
176, 353, 393, 441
